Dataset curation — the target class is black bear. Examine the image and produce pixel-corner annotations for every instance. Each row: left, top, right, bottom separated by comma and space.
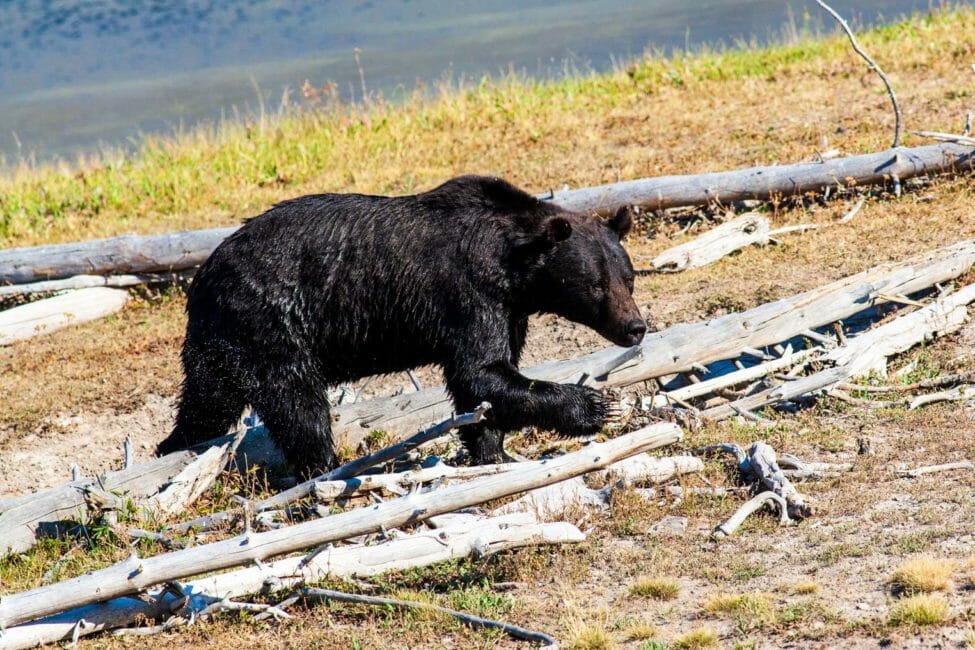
156, 176, 647, 472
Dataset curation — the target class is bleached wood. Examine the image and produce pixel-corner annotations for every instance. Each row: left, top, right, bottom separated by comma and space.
0, 271, 194, 297
312, 462, 514, 501
0, 422, 681, 629
908, 385, 974, 410
702, 280, 975, 420
0, 513, 581, 649
711, 491, 792, 539
0, 288, 129, 346
331, 239, 975, 448
146, 443, 235, 516
1, 144, 970, 286
0, 450, 198, 556
649, 213, 769, 272
550, 143, 971, 215
602, 454, 704, 485
650, 346, 816, 408
896, 461, 975, 478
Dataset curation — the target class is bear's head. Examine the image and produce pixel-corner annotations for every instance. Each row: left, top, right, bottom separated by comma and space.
518, 205, 647, 348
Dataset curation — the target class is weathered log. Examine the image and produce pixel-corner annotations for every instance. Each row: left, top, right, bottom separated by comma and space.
0, 513, 581, 649
1, 144, 970, 286
703, 281, 975, 419
0, 288, 128, 346
648, 213, 769, 272
0, 422, 681, 629
0, 227, 236, 285
549, 142, 972, 215
0, 438, 233, 557
0, 271, 194, 297
331, 238, 975, 447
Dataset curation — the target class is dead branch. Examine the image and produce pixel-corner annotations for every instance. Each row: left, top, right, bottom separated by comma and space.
299, 587, 557, 647
915, 130, 975, 146
0, 271, 194, 297
839, 370, 975, 393
0, 513, 581, 648
712, 491, 792, 539
0, 423, 681, 630
908, 385, 974, 410
169, 403, 491, 535
648, 213, 769, 272
815, 0, 901, 147
896, 461, 975, 478
0, 288, 129, 346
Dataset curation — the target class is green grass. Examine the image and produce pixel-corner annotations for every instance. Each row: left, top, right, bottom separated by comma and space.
1, 6, 972, 247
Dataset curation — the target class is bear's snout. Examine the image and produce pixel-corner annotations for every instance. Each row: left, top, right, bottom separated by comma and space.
622, 318, 647, 346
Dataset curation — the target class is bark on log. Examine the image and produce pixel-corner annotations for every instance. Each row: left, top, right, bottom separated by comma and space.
1, 144, 970, 285
0, 513, 581, 650
330, 238, 975, 447
0, 288, 128, 346
0, 422, 681, 629
649, 213, 769, 272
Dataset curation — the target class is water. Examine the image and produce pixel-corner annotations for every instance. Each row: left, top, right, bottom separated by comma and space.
0, 0, 960, 164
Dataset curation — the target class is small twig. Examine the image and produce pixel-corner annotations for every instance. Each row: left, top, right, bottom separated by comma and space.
815, 0, 901, 147
406, 369, 423, 391
123, 436, 134, 470
839, 371, 975, 394
768, 223, 822, 236
128, 528, 184, 550
874, 292, 926, 308
896, 461, 974, 478
914, 130, 975, 146
908, 384, 974, 410
838, 196, 866, 223
578, 345, 643, 385
299, 587, 558, 646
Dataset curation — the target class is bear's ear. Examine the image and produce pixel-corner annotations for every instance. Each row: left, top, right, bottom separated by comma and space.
607, 206, 634, 240
544, 216, 573, 244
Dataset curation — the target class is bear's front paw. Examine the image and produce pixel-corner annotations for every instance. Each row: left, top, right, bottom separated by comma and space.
559, 386, 614, 435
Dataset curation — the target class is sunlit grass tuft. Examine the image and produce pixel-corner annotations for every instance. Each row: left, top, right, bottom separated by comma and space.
890, 557, 955, 594
630, 576, 681, 600
889, 594, 949, 627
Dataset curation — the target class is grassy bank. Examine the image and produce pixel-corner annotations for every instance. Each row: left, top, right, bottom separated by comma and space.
1, 6, 973, 248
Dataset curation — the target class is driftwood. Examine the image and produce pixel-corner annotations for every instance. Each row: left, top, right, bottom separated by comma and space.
0, 422, 681, 629
703, 281, 975, 420
896, 461, 975, 478
548, 142, 971, 216
908, 385, 973, 410
712, 491, 792, 539
648, 213, 769, 272
0, 271, 194, 297
0, 435, 240, 556
169, 404, 490, 535
330, 238, 975, 447
1, 144, 971, 286
0, 513, 580, 649
0, 288, 128, 346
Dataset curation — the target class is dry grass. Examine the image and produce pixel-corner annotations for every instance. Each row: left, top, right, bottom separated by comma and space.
890, 557, 956, 595
703, 592, 778, 631
888, 594, 950, 627
790, 581, 820, 595
629, 576, 681, 600
671, 628, 719, 649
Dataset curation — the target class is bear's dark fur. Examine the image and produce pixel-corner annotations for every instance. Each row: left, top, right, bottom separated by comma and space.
156, 176, 646, 472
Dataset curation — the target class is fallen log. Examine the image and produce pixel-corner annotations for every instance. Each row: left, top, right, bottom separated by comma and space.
0, 512, 581, 649
331, 238, 975, 447
0, 435, 239, 556
0, 422, 681, 629
0, 271, 194, 297
703, 281, 975, 419
648, 213, 769, 272
549, 142, 971, 215
0, 288, 128, 346
1, 144, 971, 286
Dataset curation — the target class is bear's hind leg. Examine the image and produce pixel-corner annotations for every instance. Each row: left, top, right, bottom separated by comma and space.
250, 372, 336, 477
158, 366, 248, 456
